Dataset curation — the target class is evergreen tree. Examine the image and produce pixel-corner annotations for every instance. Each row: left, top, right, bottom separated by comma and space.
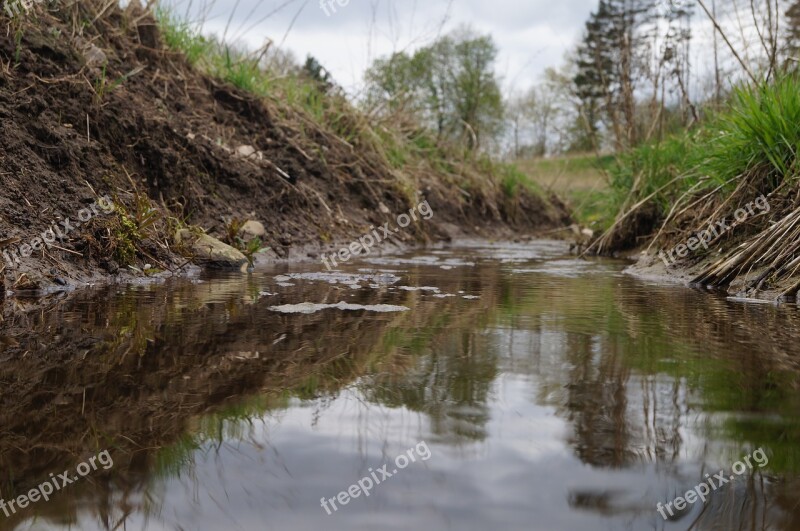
786, 0, 800, 61
573, 0, 616, 150
573, 0, 653, 148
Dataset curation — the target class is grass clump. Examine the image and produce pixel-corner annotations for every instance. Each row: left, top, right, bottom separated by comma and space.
607, 132, 697, 214
500, 164, 543, 199
109, 192, 160, 266
154, 8, 210, 66
155, 9, 266, 93
613, 75, 800, 209
701, 75, 800, 188
594, 74, 800, 254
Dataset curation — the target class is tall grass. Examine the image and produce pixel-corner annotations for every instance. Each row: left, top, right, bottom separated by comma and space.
605, 74, 800, 225
703, 75, 800, 187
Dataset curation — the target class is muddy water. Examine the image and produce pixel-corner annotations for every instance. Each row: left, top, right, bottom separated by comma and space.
1, 240, 800, 531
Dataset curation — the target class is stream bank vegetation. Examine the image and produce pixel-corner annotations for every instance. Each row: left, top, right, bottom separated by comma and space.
513, 0, 800, 300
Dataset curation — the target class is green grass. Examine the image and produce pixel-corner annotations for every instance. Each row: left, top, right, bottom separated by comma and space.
155, 9, 210, 66
607, 133, 696, 212
516, 154, 613, 226
155, 8, 379, 145
702, 75, 800, 187
155, 8, 284, 97
499, 164, 545, 198
600, 74, 800, 229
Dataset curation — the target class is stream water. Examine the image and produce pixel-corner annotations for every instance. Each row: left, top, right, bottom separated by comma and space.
1, 240, 799, 531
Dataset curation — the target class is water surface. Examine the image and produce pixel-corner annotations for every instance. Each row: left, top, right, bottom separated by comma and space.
1, 240, 799, 530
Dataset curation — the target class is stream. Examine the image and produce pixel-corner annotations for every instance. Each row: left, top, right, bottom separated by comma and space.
1, 240, 798, 530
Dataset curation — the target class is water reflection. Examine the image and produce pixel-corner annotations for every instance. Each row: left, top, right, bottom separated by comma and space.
0, 240, 799, 530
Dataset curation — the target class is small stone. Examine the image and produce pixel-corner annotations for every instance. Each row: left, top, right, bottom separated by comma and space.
235, 145, 259, 159
104, 260, 120, 275
239, 220, 266, 240
84, 44, 107, 68
175, 229, 248, 270
278, 233, 292, 246
143, 264, 152, 271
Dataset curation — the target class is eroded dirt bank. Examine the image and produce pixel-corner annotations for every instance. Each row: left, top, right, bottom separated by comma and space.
594, 184, 800, 302
0, 1, 569, 298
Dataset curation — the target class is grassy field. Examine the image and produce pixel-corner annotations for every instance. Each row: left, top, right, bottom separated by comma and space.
515, 154, 614, 227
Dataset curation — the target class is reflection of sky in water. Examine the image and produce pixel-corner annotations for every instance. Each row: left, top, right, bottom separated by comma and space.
7, 240, 800, 530
87, 380, 665, 531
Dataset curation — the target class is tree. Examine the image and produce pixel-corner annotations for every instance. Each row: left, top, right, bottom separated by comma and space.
573, 0, 653, 149
573, 0, 616, 150
364, 27, 504, 151
449, 29, 505, 150
508, 86, 557, 157
786, 0, 800, 63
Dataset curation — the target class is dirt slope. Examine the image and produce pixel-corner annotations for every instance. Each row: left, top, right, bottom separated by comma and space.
0, 1, 569, 296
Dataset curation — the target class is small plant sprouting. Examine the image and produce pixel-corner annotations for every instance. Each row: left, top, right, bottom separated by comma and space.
110, 191, 160, 266
241, 237, 263, 267
222, 218, 265, 266
223, 218, 246, 245
13, 26, 23, 64
93, 65, 145, 104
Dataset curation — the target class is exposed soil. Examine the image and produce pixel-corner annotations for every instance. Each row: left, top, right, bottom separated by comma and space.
0, 1, 570, 298
595, 180, 800, 301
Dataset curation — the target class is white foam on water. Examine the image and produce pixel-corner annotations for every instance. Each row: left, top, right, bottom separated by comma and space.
268, 302, 410, 314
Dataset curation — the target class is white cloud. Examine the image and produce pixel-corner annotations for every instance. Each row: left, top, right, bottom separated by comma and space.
164, 0, 598, 94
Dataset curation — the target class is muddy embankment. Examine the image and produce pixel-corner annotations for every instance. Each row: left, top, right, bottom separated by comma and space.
0, 0, 569, 299
592, 178, 800, 302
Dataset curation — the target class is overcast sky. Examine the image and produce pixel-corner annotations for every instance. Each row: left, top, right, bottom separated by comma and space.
164, 0, 599, 95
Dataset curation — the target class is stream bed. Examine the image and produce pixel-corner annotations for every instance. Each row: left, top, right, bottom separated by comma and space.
1, 240, 799, 530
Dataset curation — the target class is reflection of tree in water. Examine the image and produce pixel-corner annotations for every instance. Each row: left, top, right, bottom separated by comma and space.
549, 281, 800, 528
363, 329, 497, 444
557, 330, 688, 470
561, 333, 633, 468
